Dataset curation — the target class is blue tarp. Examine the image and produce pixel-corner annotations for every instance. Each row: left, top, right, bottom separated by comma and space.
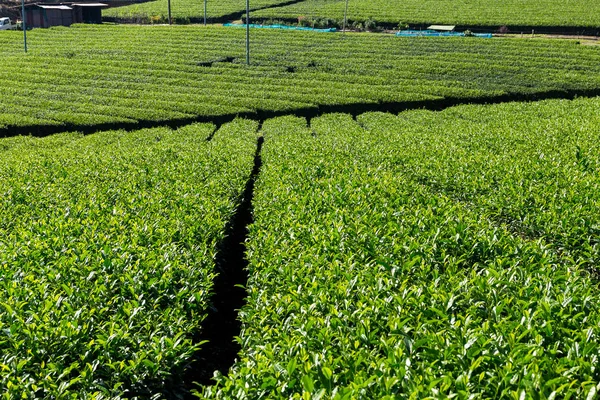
397, 30, 493, 38
223, 23, 337, 32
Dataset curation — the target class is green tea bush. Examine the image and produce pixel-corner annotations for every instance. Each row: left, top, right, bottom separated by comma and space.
0, 120, 258, 398
206, 99, 600, 398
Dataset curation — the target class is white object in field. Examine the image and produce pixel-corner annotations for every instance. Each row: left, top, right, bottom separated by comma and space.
427, 25, 456, 31
0, 17, 16, 30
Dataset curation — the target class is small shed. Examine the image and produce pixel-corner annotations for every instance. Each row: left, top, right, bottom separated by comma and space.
73, 3, 108, 24
26, 4, 74, 28
23, 3, 107, 28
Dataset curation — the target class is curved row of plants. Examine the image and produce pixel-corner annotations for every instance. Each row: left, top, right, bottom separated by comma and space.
206, 98, 600, 398
253, 0, 600, 29
103, 0, 298, 24
104, 0, 600, 30
0, 119, 258, 398
1, 25, 600, 133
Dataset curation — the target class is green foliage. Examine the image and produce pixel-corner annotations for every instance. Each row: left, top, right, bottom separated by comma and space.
254, 0, 600, 28
1, 25, 600, 133
104, 0, 291, 23
205, 99, 600, 398
0, 120, 257, 397
396, 21, 410, 30
363, 18, 378, 32
1, 21, 600, 400
296, 16, 341, 29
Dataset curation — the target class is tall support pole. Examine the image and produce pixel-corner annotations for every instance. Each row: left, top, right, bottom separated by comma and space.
22, 0, 27, 52
246, 0, 250, 65
204, 0, 207, 25
342, 0, 348, 33
167, 0, 172, 25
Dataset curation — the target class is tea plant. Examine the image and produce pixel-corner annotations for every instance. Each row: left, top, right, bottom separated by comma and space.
0, 119, 258, 398
206, 100, 600, 398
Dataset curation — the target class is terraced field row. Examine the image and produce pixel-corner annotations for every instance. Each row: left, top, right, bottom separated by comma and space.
253, 0, 600, 29
209, 97, 600, 399
105, 0, 600, 29
104, 0, 297, 23
0, 120, 258, 398
1, 96, 600, 397
1, 25, 600, 135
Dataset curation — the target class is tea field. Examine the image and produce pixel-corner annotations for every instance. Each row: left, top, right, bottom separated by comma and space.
208, 97, 600, 399
0, 120, 258, 398
2, 96, 599, 398
1, 22, 600, 399
105, 0, 600, 29
253, 0, 600, 29
104, 0, 294, 23
1, 25, 600, 136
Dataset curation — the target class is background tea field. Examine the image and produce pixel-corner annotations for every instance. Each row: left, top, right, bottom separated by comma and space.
1, 25, 600, 136
253, 0, 600, 29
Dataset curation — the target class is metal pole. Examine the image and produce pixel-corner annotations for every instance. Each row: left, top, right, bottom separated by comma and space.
246, 0, 250, 65
342, 0, 348, 33
204, 0, 207, 25
22, 0, 27, 52
167, 0, 172, 25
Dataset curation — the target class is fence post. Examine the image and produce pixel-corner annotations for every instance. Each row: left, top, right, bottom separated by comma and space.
22, 0, 27, 52
168, 0, 172, 25
342, 0, 349, 33
246, 0, 250, 65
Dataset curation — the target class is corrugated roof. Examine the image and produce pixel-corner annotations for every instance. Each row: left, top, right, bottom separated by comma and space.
38, 5, 73, 9
72, 3, 108, 6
